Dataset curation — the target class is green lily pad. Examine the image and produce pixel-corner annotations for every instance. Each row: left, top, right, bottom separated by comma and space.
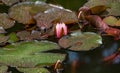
0, 13, 15, 29
0, 66, 8, 73
8, 32, 19, 43
0, 41, 66, 67
59, 31, 102, 51
18, 68, 49, 73
103, 16, 118, 26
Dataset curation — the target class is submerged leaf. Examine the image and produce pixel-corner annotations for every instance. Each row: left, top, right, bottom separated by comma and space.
18, 68, 49, 73
59, 31, 102, 51
0, 13, 15, 29
0, 41, 65, 67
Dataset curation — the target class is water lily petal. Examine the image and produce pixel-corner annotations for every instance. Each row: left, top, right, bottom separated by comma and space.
56, 23, 62, 38
61, 23, 67, 35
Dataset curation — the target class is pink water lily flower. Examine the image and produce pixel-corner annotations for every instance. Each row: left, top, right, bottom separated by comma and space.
55, 23, 67, 38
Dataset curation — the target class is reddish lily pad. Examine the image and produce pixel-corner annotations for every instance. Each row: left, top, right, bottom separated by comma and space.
8, 1, 53, 24
16, 30, 42, 41
34, 7, 78, 29
103, 16, 118, 26
0, 34, 9, 44
0, 13, 15, 29
16, 30, 31, 41
59, 31, 102, 51
9, 1, 78, 27
0, 27, 7, 34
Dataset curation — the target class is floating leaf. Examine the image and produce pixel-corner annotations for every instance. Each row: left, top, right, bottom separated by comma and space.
0, 27, 6, 34
103, 16, 118, 26
0, 41, 65, 67
107, 2, 120, 16
0, 66, 8, 73
84, 0, 120, 16
8, 1, 53, 24
84, 0, 114, 8
0, 34, 9, 44
115, 19, 120, 26
1, 0, 46, 6
59, 31, 102, 51
16, 30, 31, 41
8, 32, 19, 43
2, 0, 19, 6
90, 5, 109, 15
18, 68, 49, 73
9, 1, 78, 27
0, 13, 15, 29
16, 30, 42, 41
34, 7, 78, 29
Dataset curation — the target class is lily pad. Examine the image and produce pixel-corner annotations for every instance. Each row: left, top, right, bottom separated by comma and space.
0, 27, 7, 34
59, 31, 102, 51
16, 30, 31, 41
8, 32, 19, 43
2, 0, 19, 6
0, 13, 15, 29
0, 40, 66, 67
84, 0, 120, 16
8, 1, 53, 24
0, 66, 8, 73
0, 34, 9, 44
9, 1, 78, 26
103, 16, 118, 26
1, 0, 46, 6
16, 30, 42, 41
18, 68, 49, 73
34, 7, 78, 29
115, 19, 120, 26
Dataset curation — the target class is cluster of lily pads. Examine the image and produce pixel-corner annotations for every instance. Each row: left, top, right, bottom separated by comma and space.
0, 0, 120, 73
